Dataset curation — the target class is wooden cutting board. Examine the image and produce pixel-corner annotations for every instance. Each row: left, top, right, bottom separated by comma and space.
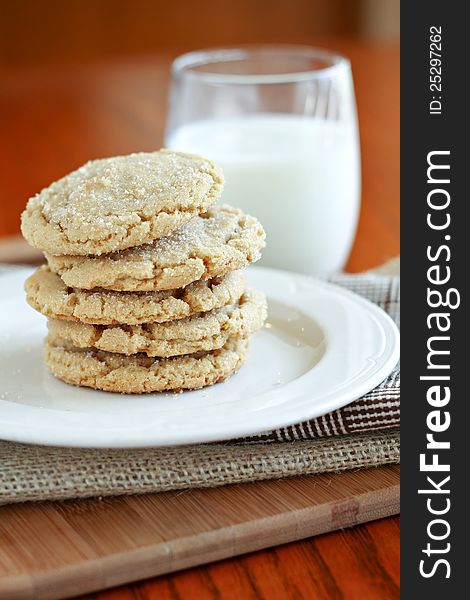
0, 464, 399, 600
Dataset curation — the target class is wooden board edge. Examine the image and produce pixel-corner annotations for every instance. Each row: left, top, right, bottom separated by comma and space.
0, 484, 400, 600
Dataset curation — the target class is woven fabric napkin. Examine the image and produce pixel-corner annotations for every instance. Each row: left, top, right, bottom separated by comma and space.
0, 266, 400, 504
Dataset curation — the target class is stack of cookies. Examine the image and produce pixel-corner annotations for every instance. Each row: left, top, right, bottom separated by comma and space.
21, 150, 267, 393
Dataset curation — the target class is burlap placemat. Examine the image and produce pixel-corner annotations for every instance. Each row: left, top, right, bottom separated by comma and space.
0, 429, 399, 504
0, 264, 400, 504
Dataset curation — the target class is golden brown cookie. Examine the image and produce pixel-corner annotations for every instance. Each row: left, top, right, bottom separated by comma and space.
25, 265, 246, 325
44, 336, 249, 394
21, 149, 224, 256
46, 289, 267, 357
46, 205, 265, 291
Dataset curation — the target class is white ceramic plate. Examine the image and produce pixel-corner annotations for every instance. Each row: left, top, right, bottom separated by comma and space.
0, 266, 399, 448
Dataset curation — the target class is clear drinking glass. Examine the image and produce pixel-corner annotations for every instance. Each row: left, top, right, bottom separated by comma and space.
165, 46, 360, 276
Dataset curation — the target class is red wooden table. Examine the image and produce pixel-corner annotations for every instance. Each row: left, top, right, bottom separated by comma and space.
0, 39, 399, 599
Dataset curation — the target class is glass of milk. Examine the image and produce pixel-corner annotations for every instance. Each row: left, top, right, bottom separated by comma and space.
165, 46, 360, 276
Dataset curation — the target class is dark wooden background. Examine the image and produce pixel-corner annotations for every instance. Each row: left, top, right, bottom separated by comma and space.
1, 0, 400, 67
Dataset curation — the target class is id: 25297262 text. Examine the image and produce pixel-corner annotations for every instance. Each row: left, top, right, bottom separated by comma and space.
429, 26, 443, 115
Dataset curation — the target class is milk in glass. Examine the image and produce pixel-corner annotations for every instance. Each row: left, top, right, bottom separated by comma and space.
167, 114, 360, 275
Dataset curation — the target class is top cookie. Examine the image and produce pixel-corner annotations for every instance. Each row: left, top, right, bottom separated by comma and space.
46, 205, 266, 291
21, 149, 224, 256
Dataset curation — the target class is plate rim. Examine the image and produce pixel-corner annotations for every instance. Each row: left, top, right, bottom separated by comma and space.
0, 266, 399, 448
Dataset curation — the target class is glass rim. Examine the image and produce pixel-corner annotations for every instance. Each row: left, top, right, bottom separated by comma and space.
171, 45, 349, 85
